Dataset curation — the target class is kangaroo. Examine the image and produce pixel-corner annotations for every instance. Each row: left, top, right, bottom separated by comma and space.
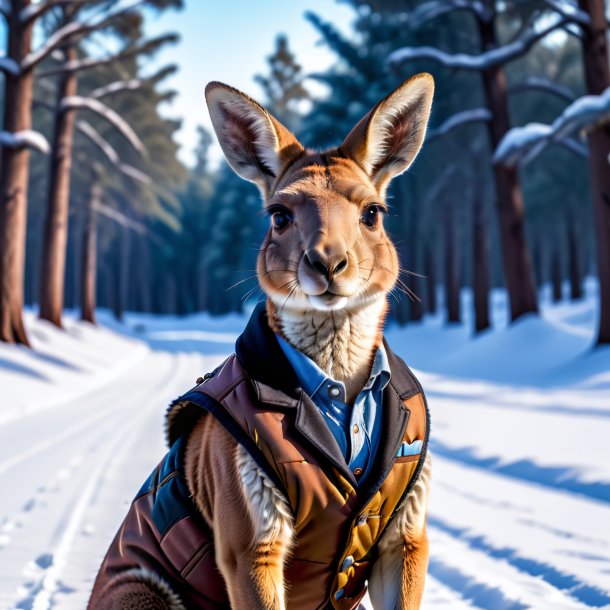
89, 73, 434, 610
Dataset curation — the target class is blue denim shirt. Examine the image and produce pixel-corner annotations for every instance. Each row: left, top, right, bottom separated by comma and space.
277, 335, 391, 481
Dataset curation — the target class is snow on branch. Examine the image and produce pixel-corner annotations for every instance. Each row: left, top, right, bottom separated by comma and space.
388, 17, 568, 71
0, 56, 20, 75
76, 120, 151, 185
509, 77, 576, 102
494, 87, 610, 166
0, 129, 51, 154
543, 0, 590, 26
21, 1, 146, 71
20, 0, 92, 24
38, 33, 178, 78
408, 0, 492, 28
61, 96, 146, 156
90, 79, 142, 99
93, 201, 150, 235
22, 21, 92, 71
427, 108, 492, 141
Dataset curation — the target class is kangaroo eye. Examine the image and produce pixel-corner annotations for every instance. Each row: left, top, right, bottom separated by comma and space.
361, 204, 382, 229
271, 209, 292, 231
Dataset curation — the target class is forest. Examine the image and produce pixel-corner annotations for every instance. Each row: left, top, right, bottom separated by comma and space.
1, 0, 609, 346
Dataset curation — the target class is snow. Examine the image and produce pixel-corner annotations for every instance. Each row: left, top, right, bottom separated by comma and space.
61, 97, 146, 155
76, 120, 151, 184
1, 284, 610, 609
90, 79, 142, 99
407, 0, 491, 29
0, 57, 20, 76
495, 86, 610, 166
543, 0, 590, 26
0, 130, 51, 154
388, 17, 568, 72
427, 108, 492, 141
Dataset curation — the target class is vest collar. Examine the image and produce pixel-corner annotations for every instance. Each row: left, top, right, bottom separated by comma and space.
235, 301, 423, 488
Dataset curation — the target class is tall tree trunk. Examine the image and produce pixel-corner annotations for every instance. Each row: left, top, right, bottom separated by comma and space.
566, 210, 583, 301
551, 245, 563, 303
477, 16, 538, 322
444, 200, 460, 324
578, 0, 610, 344
113, 226, 131, 321
472, 185, 490, 333
424, 244, 436, 314
533, 235, 545, 289
80, 181, 100, 323
0, 0, 34, 345
39, 44, 78, 327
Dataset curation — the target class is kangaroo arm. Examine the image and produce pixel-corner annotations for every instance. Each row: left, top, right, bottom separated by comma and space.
368, 457, 431, 610
185, 416, 294, 610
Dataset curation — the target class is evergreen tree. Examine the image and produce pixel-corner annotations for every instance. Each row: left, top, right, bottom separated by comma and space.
255, 34, 309, 131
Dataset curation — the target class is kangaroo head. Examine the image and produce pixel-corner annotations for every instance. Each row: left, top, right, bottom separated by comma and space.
205, 74, 434, 316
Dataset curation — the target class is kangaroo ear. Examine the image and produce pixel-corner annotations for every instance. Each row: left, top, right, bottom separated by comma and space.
340, 73, 434, 195
205, 82, 304, 196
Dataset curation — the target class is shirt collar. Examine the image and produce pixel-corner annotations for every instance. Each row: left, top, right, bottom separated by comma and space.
276, 334, 391, 401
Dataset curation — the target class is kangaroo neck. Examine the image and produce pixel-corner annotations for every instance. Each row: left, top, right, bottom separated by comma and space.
266, 298, 388, 404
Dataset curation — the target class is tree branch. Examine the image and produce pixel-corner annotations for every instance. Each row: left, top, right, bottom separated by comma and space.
494, 87, 610, 166
21, 0, 146, 71
408, 0, 493, 29
94, 201, 150, 234
388, 16, 568, 71
90, 78, 142, 98
61, 96, 146, 156
543, 0, 590, 26
427, 108, 492, 141
76, 120, 151, 184
0, 130, 51, 154
37, 33, 178, 78
0, 56, 20, 75
20, 0, 99, 24
509, 77, 577, 102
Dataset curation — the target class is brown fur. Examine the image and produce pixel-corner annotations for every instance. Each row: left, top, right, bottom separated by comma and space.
202, 74, 434, 608
98, 74, 435, 610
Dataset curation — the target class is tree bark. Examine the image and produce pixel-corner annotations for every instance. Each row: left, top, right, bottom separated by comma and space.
578, 0, 610, 344
424, 244, 436, 314
80, 181, 100, 323
566, 210, 583, 301
113, 226, 130, 321
0, 0, 35, 345
472, 186, 490, 333
39, 43, 79, 327
551, 245, 563, 303
477, 16, 538, 322
444, 200, 460, 324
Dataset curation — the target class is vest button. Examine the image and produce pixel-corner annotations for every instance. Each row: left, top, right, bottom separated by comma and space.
352, 424, 359, 434
353, 467, 363, 477
196, 377, 204, 384
329, 386, 342, 398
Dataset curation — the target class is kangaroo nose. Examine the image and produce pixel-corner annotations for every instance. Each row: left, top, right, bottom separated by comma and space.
305, 248, 348, 281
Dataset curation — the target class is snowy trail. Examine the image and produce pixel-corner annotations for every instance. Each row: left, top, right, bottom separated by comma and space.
0, 348, 226, 610
1, 305, 609, 609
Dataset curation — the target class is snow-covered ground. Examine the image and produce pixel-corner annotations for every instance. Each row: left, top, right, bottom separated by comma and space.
1, 282, 609, 610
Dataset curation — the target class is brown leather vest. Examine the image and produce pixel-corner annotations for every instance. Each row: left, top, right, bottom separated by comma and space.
89, 304, 429, 610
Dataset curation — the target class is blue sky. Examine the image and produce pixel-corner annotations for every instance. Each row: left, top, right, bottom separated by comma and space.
145, 0, 356, 166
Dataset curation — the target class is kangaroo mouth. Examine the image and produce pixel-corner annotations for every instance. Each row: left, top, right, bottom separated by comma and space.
307, 292, 349, 311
